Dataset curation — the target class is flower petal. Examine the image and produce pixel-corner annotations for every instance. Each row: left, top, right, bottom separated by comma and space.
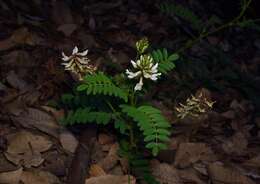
147, 55, 153, 62
126, 70, 141, 79
78, 49, 88, 56
130, 60, 137, 68
78, 58, 89, 64
61, 52, 70, 61
134, 77, 143, 91
72, 46, 79, 55
150, 73, 161, 81
136, 59, 141, 67
143, 71, 151, 79
151, 63, 158, 73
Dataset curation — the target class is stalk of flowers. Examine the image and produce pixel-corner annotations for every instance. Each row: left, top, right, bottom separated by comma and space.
126, 54, 161, 91
61, 46, 97, 80
175, 93, 214, 119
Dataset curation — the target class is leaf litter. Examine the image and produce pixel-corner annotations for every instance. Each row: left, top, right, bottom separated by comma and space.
0, 0, 260, 184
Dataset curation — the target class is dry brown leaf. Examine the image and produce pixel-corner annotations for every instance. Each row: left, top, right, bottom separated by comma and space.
230, 99, 245, 111
101, 144, 112, 152
4, 98, 26, 116
0, 167, 23, 184
151, 160, 182, 184
195, 88, 212, 101
208, 162, 255, 184
88, 16, 96, 30
6, 130, 52, 154
193, 162, 208, 176
2, 50, 34, 68
6, 70, 32, 92
107, 48, 131, 65
221, 110, 236, 119
10, 27, 33, 45
57, 24, 77, 37
85, 174, 135, 184
21, 170, 61, 184
59, 128, 78, 153
98, 133, 114, 145
91, 142, 106, 163
51, 1, 74, 25
222, 132, 248, 156
178, 168, 206, 184
41, 106, 64, 121
89, 164, 106, 177
168, 135, 188, 150
0, 82, 7, 92
0, 38, 15, 51
119, 157, 129, 173
0, 153, 19, 172
76, 32, 99, 48
174, 143, 216, 168
98, 143, 119, 171
243, 155, 260, 169
5, 151, 44, 168
109, 165, 124, 175
4, 130, 51, 167
255, 117, 260, 128
12, 108, 60, 137
41, 151, 67, 176
104, 31, 136, 48
85, 0, 122, 15
0, 27, 38, 51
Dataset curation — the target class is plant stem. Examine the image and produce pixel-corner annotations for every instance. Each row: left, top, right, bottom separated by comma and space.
176, 0, 252, 54
129, 126, 135, 148
128, 88, 137, 147
105, 99, 136, 147
130, 88, 136, 106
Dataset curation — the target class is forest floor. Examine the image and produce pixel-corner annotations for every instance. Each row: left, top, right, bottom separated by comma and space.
0, 0, 260, 184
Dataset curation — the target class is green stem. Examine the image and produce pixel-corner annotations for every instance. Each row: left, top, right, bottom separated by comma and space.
129, 126, 135, 148
176, 0, 252, 54
105, 100, 125, 124
130, 88, 136, 106
105, 100, 136, 147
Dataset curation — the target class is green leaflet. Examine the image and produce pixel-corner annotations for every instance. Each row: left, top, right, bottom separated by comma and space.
114, 118, 128, 134
121, 104, 171, 156
151, 48, 178, 74
159, 2, 204, 31
77, 72, 128, 102
118, 142, 160, 184
61, 108, 113, 126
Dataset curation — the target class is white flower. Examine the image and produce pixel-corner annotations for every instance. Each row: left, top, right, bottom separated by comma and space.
126, 54, 161, 91
61, 46, 89, 67
61, 46, 96, 80
134, 77, 143, 91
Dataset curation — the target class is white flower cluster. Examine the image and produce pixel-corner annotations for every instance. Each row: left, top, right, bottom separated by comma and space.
126, 55, 161, 91
61, 46, 96, 80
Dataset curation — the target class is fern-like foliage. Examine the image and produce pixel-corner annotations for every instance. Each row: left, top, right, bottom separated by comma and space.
238, 19, 260, 32
131, 158, 159, 184
60, 93, 110, 110
61, 108, 113, 126
114, 118, 128, 135
159, 2, 203, 31
151, 48, 179, 74
61, 93, 78, 108
61, 93, 91, 108
77, 72, 128, 102
118, 141, 159, 184
121, 105, 171, 156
